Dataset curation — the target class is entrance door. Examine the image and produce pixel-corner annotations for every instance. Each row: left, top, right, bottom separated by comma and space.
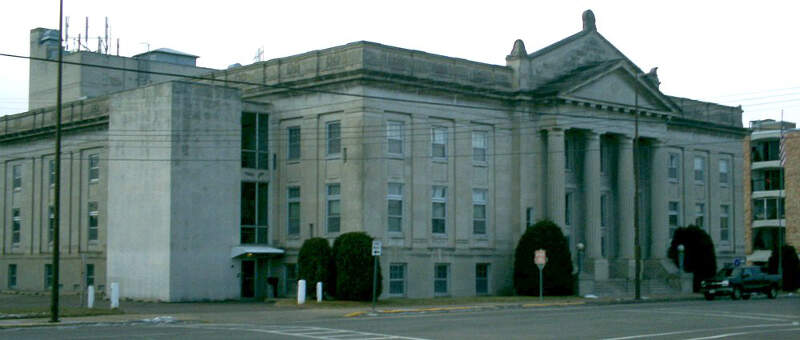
241, 260, 256, 298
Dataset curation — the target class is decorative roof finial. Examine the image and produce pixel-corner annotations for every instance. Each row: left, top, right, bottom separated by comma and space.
508, 39, 528, 58
582, 9, 596, 31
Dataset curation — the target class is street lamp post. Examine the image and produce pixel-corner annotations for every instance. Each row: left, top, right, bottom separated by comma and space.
678, 244, 685, 273
576, 242, 585, 296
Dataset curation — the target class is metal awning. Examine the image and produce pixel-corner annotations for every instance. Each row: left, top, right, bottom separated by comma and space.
231, 245, 285, 259
746, 250, 772, 263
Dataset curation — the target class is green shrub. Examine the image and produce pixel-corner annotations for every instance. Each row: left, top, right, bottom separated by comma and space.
767, 245, 800, 291
332, 232, 382, 301
297, 237, 333, 298
667, 225, 716, 292
514, 220, 573, 296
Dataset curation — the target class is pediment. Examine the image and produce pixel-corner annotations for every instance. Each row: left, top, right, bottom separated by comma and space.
569, 68, 671, 111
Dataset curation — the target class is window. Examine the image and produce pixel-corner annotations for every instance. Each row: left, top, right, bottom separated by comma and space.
88, 202, 99, 241
48, 159, 55, 187
600, 139, 609, 174
720, 205, 730, 242
327, 183, 341, 233
601, 193, 609, 257
387, 183, 403, 232
473, 189, 487, 235
242, 112, 269, 169
751, 140, 780, 162
285, 263, 297, 295
287, 126, 301, 161
434, 263, 449, 295
7, 264, 16, 289
48, 205, 55, 243
472, 131, 487, 163
476, 263, 489, 295
387, 121, 404, 155
668, 201, 680, 238
525, 207, 534, 227
751, 170, 783, 191
326, 121, 341, 156
44, 264, 53, 289
86, 264, 95, 287
668, 153, 680, 181
241, 182, 269, 244
432, 127, 447, 159
695, 203, 705, 229
719, 159, 729, 186
12, 165, 21, 190
287, 187, 301, 236
11, 208, 21, 244
694, 156, 705, 183
752, 198, 782, 221
88, 153, 100, 182
431, 186, 447, 234
565, 136, 574, 170
565, 192, 573, 226
389, 263, 406, 296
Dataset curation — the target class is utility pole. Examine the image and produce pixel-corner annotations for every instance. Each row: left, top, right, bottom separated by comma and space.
50, 0, 65, 323
633, 74, 642, 300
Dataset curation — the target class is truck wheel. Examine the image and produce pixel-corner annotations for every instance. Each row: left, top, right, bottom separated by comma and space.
767, 286, 778, 299
742, 294, 751, 300
731, 287, 742, 300
704, 293, 714, 301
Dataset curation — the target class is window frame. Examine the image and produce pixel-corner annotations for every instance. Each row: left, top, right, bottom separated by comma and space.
694, 156, 705, 184
88, 201, 99, 241
719, 205, 730, 242
287, 186, 301, 236
48, 205, 55, 244
326, 183, 341, 233
472, 188, 488, 235
668, 153, 680, 182
668, 201, 680, 238
387, 183, 403, 233
431, 186, 447, 234
475, 263, 489, 295
287, 126, 301, 161
431, 127, 448, 160
8, 264, 17, 289
600, 138, 609, 174
472, 130, 488, 164
241, 182, 269, 245
695, 203, 705, 229
86, 264, 95, 287
241, 112, 270, 169
88, 153, 100, 183
326, 121, 341, 157
386, 121, 404, 156
719, 158, 730, 186
434, 263, 450, 296
44, 264, 53, 290
11, 208, 21, 245
565, 192, 573, 226
389, 263, 406, 296
12, 164, 21, 191
565, 135, 574, 171
48, 159, 55, 187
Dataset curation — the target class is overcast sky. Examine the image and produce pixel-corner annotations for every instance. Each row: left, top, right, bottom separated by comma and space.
1, 0, 798, 125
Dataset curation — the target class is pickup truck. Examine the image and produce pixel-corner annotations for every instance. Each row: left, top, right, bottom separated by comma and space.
700, 266, 781, 300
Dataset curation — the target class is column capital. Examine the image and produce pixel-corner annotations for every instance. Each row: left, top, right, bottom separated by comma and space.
585, 131, 601, 140
617, 134, 633, 144
545, 126, 565, 134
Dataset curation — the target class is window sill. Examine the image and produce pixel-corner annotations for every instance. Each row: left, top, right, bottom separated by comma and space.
432, 158, 448, 164
325, 155, 341, 160
432, 233, 448, 239
720, 184, 729, 188
286, 160, 301, 165
668, 179, 679, 184
472, 162, 488, 168
473, 234, 488, 239
388, 231, 404, 238
387, 153, 404, 160
694, 181, 705, 186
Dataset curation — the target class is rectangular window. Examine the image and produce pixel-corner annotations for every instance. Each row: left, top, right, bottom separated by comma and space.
88, 201, 99, 241
525, 207, 534, 227
389, 263, 406, 296
695, 203, 705, 228
86, 264, 95, 287
719, 159, 729, 186
431, 186, 447, 234
473, 189, 487, 235
601, 193, 609, 257
241, 182, 269, 244
287, 187, 301, 236
11, 208, 21, 244
565, 136, 574, 170
472, 131, 487, 163
285, 263, 297, 295
326, 121, 341, 156
327, 183, 341, 233
668, 153, 680, 181
600, 139, 609, 174
48, 159, 55, 187
241, 112, 269, 169
476, 263, 489, 295
432, 127, 447, 159
12, 164, 21, 190
720, 205, 729, 242
387, 121, 404, 156
565, 192, 573, 226
753, 198, 780, 220
44, 264, 53, 289
751, 169, 783, 191
694, 156, 705, 183
434, 263, 449, 295
48, 205, 55, 243
668, 201, 680, 238
287, 126, 301, 161
7, 264, 16, 289
387, 183, 403, 232
88, 153, 100, 182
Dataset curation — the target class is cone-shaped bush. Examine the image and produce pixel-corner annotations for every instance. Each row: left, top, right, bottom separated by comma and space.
514, 220, 574, 296
332, 232, 383, 301
667, 225, 717, 292
767, 245, 800, 291
298, 237, 333, 298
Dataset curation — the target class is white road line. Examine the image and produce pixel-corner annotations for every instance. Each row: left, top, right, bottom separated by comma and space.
620, 308, 793, 322
168, 323, 430, 340
683, 327, 800, 340
601, 323, 794, 340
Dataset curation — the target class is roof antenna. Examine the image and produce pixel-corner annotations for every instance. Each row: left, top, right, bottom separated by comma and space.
104, 17, 109, 54
64, 16, 69, 51
84, 17, 89, 50
254, 46, 264, 63
116, 38, 120, 56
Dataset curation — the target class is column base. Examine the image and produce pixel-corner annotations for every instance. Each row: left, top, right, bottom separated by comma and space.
592, 259, 609, 280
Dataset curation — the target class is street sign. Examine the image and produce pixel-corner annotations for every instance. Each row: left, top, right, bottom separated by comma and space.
535, 249, 547, 267
372, 240, 382, 256
733, 258, 743, 267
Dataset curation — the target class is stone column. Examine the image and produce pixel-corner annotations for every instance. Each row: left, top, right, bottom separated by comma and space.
584, 132, 607, 280
547, 128, 566, 228
617, 135, 635, 277
650, 140, 669, 259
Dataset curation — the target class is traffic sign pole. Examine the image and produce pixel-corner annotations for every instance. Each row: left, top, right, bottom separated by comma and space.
371, 240, 382, 313
535, 249, 547, 302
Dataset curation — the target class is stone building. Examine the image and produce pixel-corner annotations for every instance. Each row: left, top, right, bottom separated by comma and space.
744, 119, 799, 263
1, 10, 747, 300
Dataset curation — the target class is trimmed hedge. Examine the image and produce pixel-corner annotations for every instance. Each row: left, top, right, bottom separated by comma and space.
332, 232, 383, 301
297, 237, 333, 298
767, 245, 800, 291
514, 220, 574, 296
667, 225, 716, 292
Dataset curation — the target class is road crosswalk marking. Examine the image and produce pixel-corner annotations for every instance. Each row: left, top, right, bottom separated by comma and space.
170, 323, 430, 340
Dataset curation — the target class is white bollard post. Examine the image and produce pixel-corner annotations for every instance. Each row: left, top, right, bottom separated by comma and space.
297, 280, 306, 304
87, 285, 95, 309
316, 282, 323, 302
110, 282, 120, 309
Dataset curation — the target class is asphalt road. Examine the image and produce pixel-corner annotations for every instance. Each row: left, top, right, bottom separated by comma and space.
3, 296, 799, 339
